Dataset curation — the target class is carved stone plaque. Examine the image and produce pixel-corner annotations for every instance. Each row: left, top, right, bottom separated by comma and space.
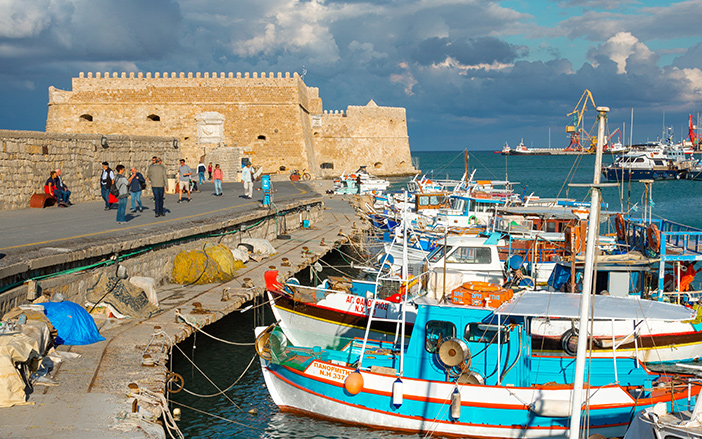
195, 112, 225, 144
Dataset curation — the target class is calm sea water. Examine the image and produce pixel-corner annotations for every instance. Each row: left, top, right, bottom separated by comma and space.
170, 151, 702, 438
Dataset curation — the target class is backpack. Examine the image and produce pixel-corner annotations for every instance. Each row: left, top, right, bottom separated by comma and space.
109, 180, 120, 198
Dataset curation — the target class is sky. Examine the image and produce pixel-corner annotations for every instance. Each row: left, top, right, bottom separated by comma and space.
1, 0, 701, 151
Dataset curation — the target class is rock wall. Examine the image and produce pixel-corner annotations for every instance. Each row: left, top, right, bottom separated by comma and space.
0, 130, 180, 210
45, 71, 416, 180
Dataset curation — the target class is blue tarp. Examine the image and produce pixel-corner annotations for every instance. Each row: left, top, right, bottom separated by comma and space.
548, 263, 572, 291
42, 301, 105, 346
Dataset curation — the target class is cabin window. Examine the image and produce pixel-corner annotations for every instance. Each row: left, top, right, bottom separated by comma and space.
654, 160, 664, 166
465, 323, 509, 344
546, 222, 557, 233
428, 245, 453, 263
425, 320, 456, 353
446, 247, 492, 264
418, 196, 429, 207
635, 158, 644, 163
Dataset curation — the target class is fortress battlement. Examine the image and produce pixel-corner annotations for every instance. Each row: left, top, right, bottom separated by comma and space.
78, 71, 299, 80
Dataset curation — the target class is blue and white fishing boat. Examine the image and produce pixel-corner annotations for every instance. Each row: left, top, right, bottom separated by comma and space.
256, 291, 699, 438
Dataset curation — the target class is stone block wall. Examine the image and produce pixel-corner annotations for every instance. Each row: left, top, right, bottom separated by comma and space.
0, 130, 180, 210
44, 71, 416, 181
313, 101, 416, 177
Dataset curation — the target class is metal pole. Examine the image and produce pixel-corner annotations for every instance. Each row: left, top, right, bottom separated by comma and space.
568, 106, 609, 439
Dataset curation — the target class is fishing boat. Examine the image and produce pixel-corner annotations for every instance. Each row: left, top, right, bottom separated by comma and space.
333, 166, 390, 195
625, 368, 702, 439
256, 290, 699, 438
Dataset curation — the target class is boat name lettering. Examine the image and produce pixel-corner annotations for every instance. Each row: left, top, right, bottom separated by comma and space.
312, 362, 351, 381
346, 296, 388, 310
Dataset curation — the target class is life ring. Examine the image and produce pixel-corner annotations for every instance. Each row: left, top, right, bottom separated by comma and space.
462, 281, 501, 292
614, 213, 626, 241
560, 328, 578, 356
648, 223, 661, 252
468, 215, 478, 225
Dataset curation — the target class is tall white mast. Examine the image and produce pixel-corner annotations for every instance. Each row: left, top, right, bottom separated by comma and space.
568, 106, 617, 438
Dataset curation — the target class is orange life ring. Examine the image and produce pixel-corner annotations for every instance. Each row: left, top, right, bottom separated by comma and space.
615, 214, 626, 241
462, 281, 501, 292
648, 223, 661, 252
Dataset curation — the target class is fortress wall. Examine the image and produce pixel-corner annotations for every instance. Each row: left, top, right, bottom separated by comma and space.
312, 104, 415, 177
0, 130, 179, 211
46, 72, 317, 176
45, 71, 416, 181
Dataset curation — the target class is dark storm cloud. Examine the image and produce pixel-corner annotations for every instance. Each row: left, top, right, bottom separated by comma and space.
411, 37, 528, 66
0, 0, 183, 62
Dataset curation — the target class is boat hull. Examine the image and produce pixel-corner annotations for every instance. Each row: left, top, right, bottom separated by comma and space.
259, 355, 693, 438
602, 167, 682, 181
268, 290, 414, 349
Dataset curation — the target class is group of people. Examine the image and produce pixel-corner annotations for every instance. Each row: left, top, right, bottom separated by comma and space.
47, 156, 251, 224
44, 169, 72, 207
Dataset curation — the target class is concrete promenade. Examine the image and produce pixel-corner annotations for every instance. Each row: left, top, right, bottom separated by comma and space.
0, 179, 368, 438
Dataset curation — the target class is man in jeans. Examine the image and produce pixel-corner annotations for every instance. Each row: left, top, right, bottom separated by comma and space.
147, 156, 168, 217
177, 159, 192, 203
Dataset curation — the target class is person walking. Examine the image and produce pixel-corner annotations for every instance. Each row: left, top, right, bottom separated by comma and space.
213, 164, 223, 196
207, 162, 213, 181
54, 168, 72, 205
100, 162, 114, 210
114, 165, 129, 224
178, 159, 192, 203
197, 160, 206, 185
147, 157, 167, 217
128, 167, 146, 212
241, 162, 254, 199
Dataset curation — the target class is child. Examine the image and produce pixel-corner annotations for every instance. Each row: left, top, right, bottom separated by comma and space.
213, 164, 223, 196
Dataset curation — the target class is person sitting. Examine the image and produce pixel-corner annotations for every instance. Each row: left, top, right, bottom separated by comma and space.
54, 168, 72, 205
45, 171, 67, 207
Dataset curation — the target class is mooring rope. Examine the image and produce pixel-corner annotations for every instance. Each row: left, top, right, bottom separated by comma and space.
173, 343, 243, 411
175, 309, 254, 346
179, 354, 258, 399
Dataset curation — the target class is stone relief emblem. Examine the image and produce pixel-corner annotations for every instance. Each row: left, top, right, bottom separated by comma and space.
195, 112, 225, 144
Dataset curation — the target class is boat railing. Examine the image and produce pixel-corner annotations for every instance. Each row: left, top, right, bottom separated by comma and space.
626, 217, 702, 299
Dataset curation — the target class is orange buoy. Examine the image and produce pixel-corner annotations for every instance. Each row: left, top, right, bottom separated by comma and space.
648, 223, 661, 252
615, 213, 626, 241
344, 370, 364, 395
462, 281, 500, 292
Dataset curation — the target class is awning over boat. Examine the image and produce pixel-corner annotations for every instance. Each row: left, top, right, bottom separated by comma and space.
495, 292, 696, 321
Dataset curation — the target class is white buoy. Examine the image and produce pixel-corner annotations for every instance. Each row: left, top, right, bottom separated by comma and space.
392, 378, 403, 408
450, 387, 461, 420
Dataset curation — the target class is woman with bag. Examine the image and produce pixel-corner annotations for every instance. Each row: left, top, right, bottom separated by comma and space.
128, 167, 146, 212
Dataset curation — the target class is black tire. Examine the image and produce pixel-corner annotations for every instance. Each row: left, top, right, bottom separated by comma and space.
302, 172, 311, 181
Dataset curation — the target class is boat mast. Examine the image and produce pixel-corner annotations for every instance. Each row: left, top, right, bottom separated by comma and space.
568, 106, 616, 439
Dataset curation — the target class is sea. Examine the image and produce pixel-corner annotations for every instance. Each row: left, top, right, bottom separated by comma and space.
170, 150, 702, 438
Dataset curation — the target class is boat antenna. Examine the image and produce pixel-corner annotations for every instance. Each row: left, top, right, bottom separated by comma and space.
567, 106, 618, 438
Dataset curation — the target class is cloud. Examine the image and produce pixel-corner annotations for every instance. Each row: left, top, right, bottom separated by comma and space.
587, 32, 656, 74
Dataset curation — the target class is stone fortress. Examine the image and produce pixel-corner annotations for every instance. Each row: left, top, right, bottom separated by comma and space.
45, 71, 417, 182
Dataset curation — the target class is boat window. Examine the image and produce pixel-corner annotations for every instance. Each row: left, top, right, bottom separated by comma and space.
425, 320, 456, 353
546, 221, 556, 233
430, 195, 441, 205
418, 196, 429, 206
428, 245, 453, 263
446, 247, 492, 264
654, 160, 664, 166
635, 158, 645, 163
465, 323, 509, 344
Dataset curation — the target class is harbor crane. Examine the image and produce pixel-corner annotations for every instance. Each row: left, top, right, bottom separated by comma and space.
565, 89, 597, 151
